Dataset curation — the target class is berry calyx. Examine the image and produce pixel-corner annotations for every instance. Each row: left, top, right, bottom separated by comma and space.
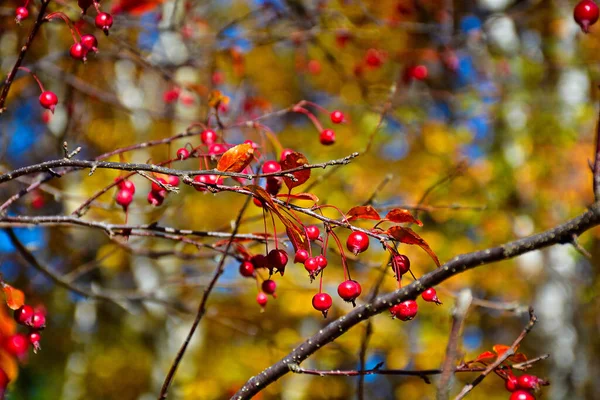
509, 391, 535, 400
305, 225, 320, 241
421, 288, 442, 305
346, 231, 369, 255
4, 334, 28, 357
239, 261, 255, 277
39, 91, 58, 113
29, 332, 41, 353
200, 129, 218, 145
337, 280, 361, 306
517, 375, 540, 391
14, 305, 34, 325
262, 160, 281, 174
304, 257, 319, 274
177, 147, 190, 160
115, 189, 133, 210
70, 42, 88, 62
95, 12, 114, 34
574, 0, 599, 33
80, 34, 98, 52
15, 7, 29, 22
390, 300, 418, 321
31, 311, 46, 330
319, 129, 336, 145
256, 292, 268, 308
505, 375, 518, 392
267, 249, 288, 276
315, 255, 328, 269
312, 293, 332, 317
261, 279, 277, 296
330, 110, 345, 124
294, 249, 309, 264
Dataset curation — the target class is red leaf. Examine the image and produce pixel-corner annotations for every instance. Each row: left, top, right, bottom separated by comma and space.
276, 193, 319, 203
347, 205, 381, 221
217, 143, 255, 173
286, 225, 310, 253
111, 0, 164, 15
386, 226, 440, 266
385, 208, 422, 226
280, 152, 311, 190
3, 285, 24, 310
474, 351, 496, 363
508, 353, 528, 363
492, 344, 511, 356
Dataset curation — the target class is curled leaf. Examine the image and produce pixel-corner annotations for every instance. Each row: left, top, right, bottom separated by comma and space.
347, 205, 381, 221
385, 208, 422, 226
492, 344, 512, 356
386, 226, 440, 266
3, 285, 24, 310
474, 351, 496, 363
280, 152, 310, 190
276, 192, 319, 203
217, 143, 255, 173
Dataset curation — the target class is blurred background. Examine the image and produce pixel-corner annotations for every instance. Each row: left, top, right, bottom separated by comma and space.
0, 0, 599, 399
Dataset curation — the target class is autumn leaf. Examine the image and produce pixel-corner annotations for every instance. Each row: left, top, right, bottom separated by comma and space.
385, 208, 423, 226
386, 226, 440, 266
217, 143, 255, 173
111, 0, 165, 15
492, 344, 512, 356
276, 193, 319, 203
347, 205, 381, 221
280, 152, 310, 190
3, 285, 24, 310
474, 351, 496, 363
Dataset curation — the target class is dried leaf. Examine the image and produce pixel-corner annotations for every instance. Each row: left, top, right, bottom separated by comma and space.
385, 208, 423, 226
286, 225, 310, 252
386, 226, 440, 266
347, 205, 381, 221
276, 193, 319, 203
508, 353, 528, 363
474, 351, 496, 363
3, 285, 24, 310
280, 152, 310, 190
217, 143, 255, 173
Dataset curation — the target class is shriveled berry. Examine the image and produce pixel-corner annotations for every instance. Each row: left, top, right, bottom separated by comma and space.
265, 177, 281, 196
262, 160, 281, 174
312, 292, 332, 317
337, 280, 361, 305
505, 375, 519, 392
280, 148, 294, 162
251, 254, 267, 269
304, 257, 319, 273
574, 0, 599, 33
330, 110, 345, 124
262, 279, 276, 296
39, 91, 58, 112
346, 231, 369, 255
305, 225, 320, 241
421, 288, 442, 305
201, 129, 218, 145
15, 7, 29, 22
509, 391, 535, 400
517, 375, 540, 391
31, 311, 46, 330
14, 305, 34, 325
390, 300, 418, 321
319, 129, 335, 145
29, 332, 41, 353
80, 34, 98, 52
176, 147, 190, 160
147, 190, 165, 206
256, 292, 268, 307
116, 189, 133, 209
95, 12, 113, 34
267, 249, 288, 276
315, 255, 328, 269
294, 249, 309, 264
239, 261, 255, 277
4, 334, 28, 357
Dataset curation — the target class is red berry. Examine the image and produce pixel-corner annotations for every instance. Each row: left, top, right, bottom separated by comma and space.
29, 332, 41, 353
330, 110, 345, 124
209, 143, 227, 155
337, 280, 361, 305
15, 7, 29, 21
280, 148, 294, 162
147, 190, 165, 206
421, 288, 442, 305
4, 334, 28, 357
365, 48, 384, 67
312, 293, 332, 317
163, 89, 180, 103
346, 231, 369, 255
14, 305, 34, 325
239, 261, 255, 277
95, 12, 113, 33
305, 225, 320, 241
31, 311, 46, 330
167, 175, 180, 187
315, 255, 328, 269
517, 375, 540, 390
116, 179, 135, 194
391, 254, 410, 275
574, 0, 599, 33
151, 177, 167, 193
509, 391, 535, 400
70, 42, 88, 61
80, 34, 98, 52
307, 59, 321, 75
243, 139, 259, 149
193, 175, 209, 191
251, 254, 267, 269
505, 375, 519, 392
253, 196, 264, 208
265, 177, 281, 196
304, 257, 319, 273
390, 300, 418, 321
319, 129, 335, 145
201, 129, 218, 145
294, 249, 309, 264
256, 292, 268, 307
267, 249, 288, 276
407, 65, 428, 81
176, 147, 190, 160
39, 91, 58, 112
262, 160, 281, 174
261, 279, 276, 295
116, 189, 133, 209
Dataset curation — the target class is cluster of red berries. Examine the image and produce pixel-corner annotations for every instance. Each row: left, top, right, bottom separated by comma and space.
192, 129, 228, 191
318, 110, 345, 145
505, 374, 543, 400
10, 304, 46, 356
114, 178, 135, 210
574, 0, 599, 33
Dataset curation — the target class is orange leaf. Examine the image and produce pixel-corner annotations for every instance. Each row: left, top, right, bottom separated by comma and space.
217, 143, 255, 173
111, 0, 165, 15
347, 205, 381, 221
3, 285, 24, 310
474, 351, 496, 363
386, 226, 440, 266
492, 344, 512, 356
276, 193, 319, 203
385, 208, 422, 226
280, 152, 311, 190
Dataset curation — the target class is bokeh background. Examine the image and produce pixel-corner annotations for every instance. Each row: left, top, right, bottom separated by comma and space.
0, 0, 599, 399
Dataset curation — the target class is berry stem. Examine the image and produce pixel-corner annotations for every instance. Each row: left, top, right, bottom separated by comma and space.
16, 67, 45, 92
329, 229, 349, 281
293, 106, 324, 132
45, 12, 81, 42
